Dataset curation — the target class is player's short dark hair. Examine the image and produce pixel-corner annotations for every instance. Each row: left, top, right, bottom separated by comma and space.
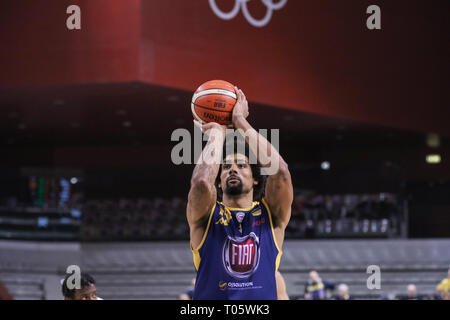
215, 133, 266, 202
61, 272, 96, 299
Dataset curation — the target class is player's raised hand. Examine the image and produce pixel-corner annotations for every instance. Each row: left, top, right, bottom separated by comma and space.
193, 119, 227, 137
232, 86, 249, 126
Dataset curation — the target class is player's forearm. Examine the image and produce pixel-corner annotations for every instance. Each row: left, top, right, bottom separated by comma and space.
191, 161, 219, 188
233, 115, 285, 174
191, 129, 225, 186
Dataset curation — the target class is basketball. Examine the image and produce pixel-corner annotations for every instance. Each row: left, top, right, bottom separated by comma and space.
191, 80, 237, 126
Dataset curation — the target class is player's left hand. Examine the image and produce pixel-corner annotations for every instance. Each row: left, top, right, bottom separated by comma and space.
232, 86, 249, 126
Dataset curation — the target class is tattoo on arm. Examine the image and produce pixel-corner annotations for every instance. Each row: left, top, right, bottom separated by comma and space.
191, 131, 224, 185
192, 160, 217, 185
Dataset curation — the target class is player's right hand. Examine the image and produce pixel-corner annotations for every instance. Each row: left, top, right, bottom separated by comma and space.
193, 119, 227, 137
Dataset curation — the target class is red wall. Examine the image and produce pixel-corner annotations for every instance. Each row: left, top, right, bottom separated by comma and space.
1, 0, 449, 136
139, 0, 449, 135
0, 0, 140, 85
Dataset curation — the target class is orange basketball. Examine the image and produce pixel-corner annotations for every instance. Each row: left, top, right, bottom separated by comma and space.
191, 80, 237, 126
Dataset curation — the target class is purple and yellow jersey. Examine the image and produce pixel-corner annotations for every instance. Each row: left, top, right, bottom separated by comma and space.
191, 199, 282, 300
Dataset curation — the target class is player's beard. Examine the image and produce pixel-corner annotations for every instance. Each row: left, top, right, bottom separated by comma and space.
225, 177, 243, 196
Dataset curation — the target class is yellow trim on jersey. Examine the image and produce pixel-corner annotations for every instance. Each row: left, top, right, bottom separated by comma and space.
218, 205, 232, 226
218, 201, 258, 211
191, 202, 216, 271
261, 198, 283, 274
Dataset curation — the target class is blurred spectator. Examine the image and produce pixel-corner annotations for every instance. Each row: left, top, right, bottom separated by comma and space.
304, 270, 335, 300
407, 284, 419, 300
436, 268, 450, 300
334, 283, 352, 300
179, 278, 195, 300
397, 284, 421, 300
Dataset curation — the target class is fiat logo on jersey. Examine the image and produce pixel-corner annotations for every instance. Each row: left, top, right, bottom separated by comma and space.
222, 232, 260, 278
208, 0, 288, 28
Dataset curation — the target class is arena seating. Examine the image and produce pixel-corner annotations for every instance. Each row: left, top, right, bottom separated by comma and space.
77, 193, 404, 241
0, 192, 404, 241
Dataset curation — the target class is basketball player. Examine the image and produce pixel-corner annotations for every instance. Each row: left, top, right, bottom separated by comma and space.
187, 87, 293, 299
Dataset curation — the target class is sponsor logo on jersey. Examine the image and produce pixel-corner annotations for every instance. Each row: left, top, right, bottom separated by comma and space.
218, 280, 262, 291
235, 211, 245, 223
215, 206, 232, 226
251, 208, 262, 216
252, 217, 266, 227
222, 232, 260, 278
218, 281, 228, 291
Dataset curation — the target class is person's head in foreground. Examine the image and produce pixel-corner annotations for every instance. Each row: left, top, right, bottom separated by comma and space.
62, 272, 101, 300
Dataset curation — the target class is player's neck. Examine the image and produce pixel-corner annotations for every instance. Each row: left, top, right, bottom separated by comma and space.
222, 193, 254, 209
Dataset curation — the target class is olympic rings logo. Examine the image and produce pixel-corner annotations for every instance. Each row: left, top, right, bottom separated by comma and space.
208, 0, 288, 28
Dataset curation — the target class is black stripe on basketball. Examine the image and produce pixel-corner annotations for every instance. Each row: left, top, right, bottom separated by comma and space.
193, 103, 233, 114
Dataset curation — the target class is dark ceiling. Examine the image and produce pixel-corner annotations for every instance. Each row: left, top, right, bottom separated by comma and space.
0, 82, 448, 184
0, 82, 433, 147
